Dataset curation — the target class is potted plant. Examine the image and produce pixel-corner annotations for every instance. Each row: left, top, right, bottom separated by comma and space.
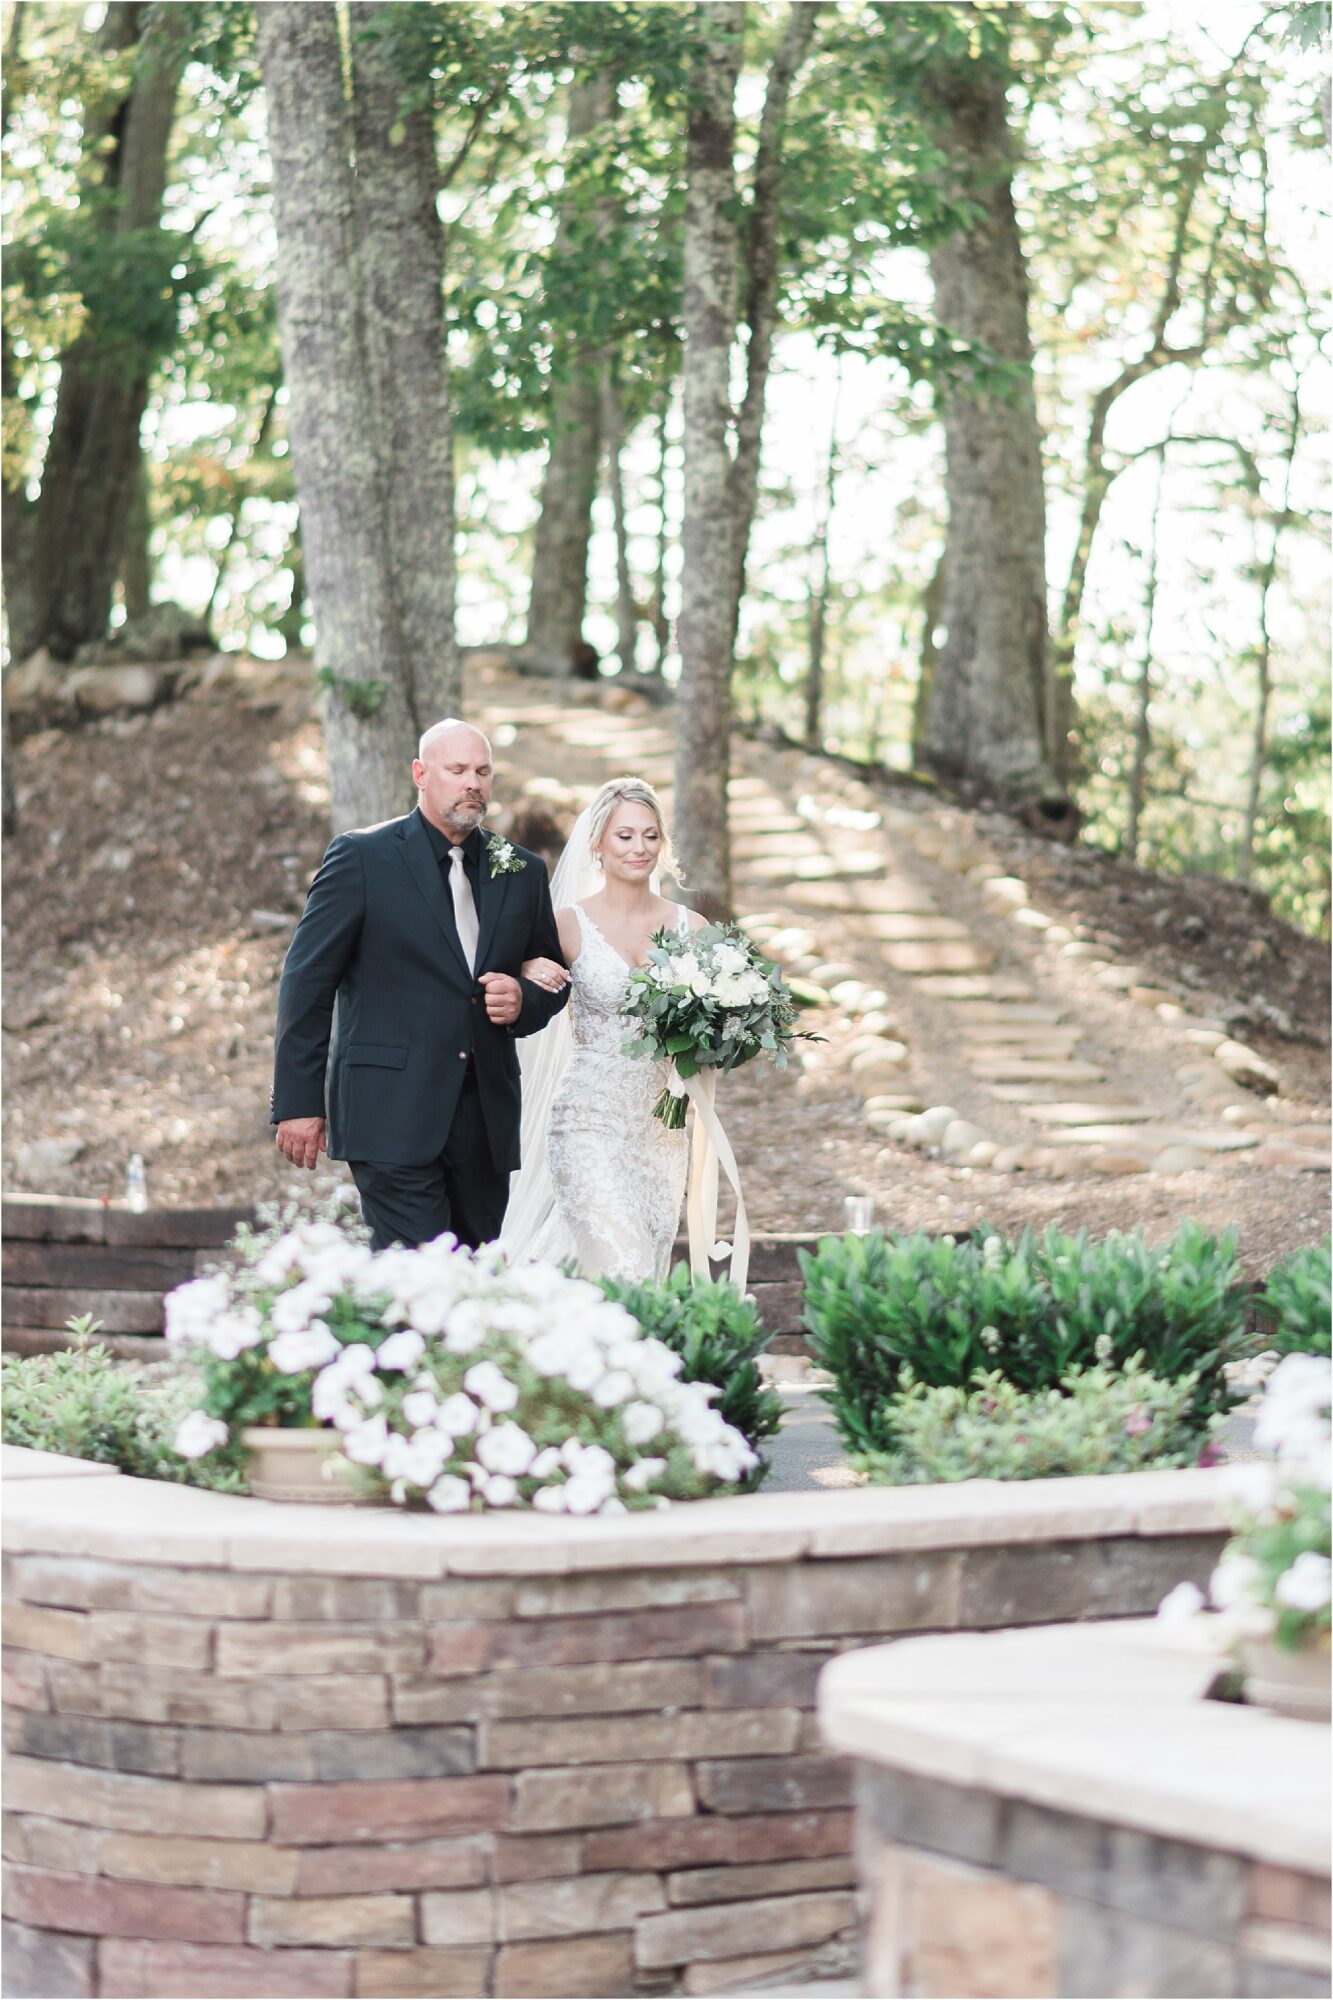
164, 1213, 759, 1513
1164, 1353, 1330, 1723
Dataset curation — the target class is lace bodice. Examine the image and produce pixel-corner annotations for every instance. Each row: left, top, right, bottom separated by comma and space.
567, 901, 690, 1054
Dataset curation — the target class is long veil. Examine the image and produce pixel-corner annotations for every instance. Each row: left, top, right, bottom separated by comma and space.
498, 806, 602, 1263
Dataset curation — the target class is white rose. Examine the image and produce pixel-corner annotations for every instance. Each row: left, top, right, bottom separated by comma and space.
622, 1400, 664, 1445
173, 1410, 228, 1459
427, 1474, 472, 1514
476, 1423, 537, 1477
464, 1361, 520, 1413
376, 1330, 426, 1371
672, 952, 701, 989
267, 1325, 341, 1375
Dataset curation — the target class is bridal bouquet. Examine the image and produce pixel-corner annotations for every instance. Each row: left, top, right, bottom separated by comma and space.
621, 923, 807, 1128
165, 1216, 757, 1513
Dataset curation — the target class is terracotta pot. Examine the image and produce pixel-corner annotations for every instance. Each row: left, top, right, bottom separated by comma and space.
241, 1426, 359, 1505
1239, 1637, 1332, 1724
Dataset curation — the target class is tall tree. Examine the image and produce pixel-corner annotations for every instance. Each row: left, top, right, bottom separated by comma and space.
257, 1, 417, 829
522, 75, 613, 676
8, 1, 189, 661
348, 2, 458, 722
674, 1, 744, 919
914, 11, 1057, 802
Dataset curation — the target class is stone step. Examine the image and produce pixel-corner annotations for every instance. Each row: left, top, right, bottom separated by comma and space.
969, 1059, 1107, 1084
950, 1003, 1067, 1025
1042, 1124, 1260, 1151
881, 942, 997, 975
1030, 1103, 1159, 1126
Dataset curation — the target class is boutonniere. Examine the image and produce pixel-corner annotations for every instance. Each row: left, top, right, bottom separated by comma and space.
485, 831, 526, 879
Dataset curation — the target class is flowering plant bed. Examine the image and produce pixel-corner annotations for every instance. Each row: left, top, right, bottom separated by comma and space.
165, 1216, 758, 1514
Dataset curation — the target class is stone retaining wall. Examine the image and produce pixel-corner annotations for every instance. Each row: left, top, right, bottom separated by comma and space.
821, 1621, 1331, 2000
2, 1456, 1230, 1999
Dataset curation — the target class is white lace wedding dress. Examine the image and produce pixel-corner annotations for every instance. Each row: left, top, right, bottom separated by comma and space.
519, 902, 690, 1282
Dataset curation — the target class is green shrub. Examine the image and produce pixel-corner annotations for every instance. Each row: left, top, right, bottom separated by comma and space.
857, 1349, 1219, 1485
1, 1320, 245, 1491
1256, 1242, 1331, 1357
800, 1221, 1245, 1455
599, 1265, 783, 1476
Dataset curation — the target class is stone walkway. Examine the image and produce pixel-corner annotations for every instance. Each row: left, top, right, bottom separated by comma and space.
486, 679, 1329, 1186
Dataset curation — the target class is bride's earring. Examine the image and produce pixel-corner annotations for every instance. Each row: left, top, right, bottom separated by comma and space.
593, 855, 603, 871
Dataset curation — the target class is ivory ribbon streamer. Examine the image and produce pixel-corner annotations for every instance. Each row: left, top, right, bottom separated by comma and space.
682, 1070, 751, 1297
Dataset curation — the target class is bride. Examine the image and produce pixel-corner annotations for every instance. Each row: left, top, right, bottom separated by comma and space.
499, 776, 708, 1282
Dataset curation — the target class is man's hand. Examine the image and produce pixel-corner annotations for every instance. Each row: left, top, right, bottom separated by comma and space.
276, 1116, 327, 1170
478, 971, 523, 1025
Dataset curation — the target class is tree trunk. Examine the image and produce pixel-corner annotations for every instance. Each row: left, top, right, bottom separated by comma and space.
913, 548, 946, 764
601, 365, 638, 674
257, 1, 415, 830
1125, 443, 1167, 862
917, 34, 1056, 802
120, 454, 152, 621
650, 387, 674, 675
19, 2, 188, 661
803, 366, 842, 748
727, 2, 818, 653
523, 78, 611, 677
1239, 380, 1301, 880
348, 1, 458, 726
674, 2, 744, 920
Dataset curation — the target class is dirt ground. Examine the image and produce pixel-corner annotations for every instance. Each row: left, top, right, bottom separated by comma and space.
3, 652, 1328, 1277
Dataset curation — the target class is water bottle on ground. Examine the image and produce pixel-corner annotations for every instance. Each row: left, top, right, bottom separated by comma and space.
125, 1155, 148, 1213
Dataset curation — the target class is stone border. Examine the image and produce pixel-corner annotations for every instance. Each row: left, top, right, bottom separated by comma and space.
2, 1451, 1230, 1575
820, 1620, 1330, 1998
3, 1455, 1233, 1999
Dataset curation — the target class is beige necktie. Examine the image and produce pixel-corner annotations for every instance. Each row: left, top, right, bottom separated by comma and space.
448, 845, 479, 974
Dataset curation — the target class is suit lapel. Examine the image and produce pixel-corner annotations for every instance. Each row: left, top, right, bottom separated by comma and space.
474, 832, 509, 972
398, 811, 473, 982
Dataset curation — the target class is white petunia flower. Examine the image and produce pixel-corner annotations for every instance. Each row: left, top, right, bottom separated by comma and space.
529, 1446, 561, 1478
173, 1410, 228, 1459
1274, 1550, 1332, 1613
622, 1400, 664, 1446
463, 1361, 520, 1413
203, 1308, 265, 1361
268, 1325, 341, 1375
482, 1474, 518, 1507
593, 1370, 635, 1409
436, 1393, 480, 1436
376, 1330, 426, 1371
476, 1423, 537, 1478
342, 1414, 389, 1466
532, 1484, 568, 1513
622, 1456, 667, 1491
402, 1388, 440, 1428
426, 1474, 471, 1513
164, 1275, 231, 1346
1157, 1580, 1206, 1626
565, 1469, 615, 1515
443, 1300, 490, 1355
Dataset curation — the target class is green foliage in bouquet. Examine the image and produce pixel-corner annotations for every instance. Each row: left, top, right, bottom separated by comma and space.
621, 922, 819, 1127
1256, 1241, 1332, 1357
800, 1221, 1246, 1455
598, 1264, 783, 1476
1, 1317, 245, 1491
856, 1349, 1217, 1486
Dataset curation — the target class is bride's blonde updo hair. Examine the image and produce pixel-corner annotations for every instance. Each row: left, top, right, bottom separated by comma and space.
586, 776, 682, 880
